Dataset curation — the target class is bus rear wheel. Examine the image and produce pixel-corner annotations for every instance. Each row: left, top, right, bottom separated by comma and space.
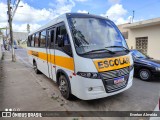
58, 74, 72, 100
33, 61, 41, 74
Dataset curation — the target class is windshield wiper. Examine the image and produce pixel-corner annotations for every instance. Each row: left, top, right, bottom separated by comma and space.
80, 48, 115, 55
105, 46, 130, 52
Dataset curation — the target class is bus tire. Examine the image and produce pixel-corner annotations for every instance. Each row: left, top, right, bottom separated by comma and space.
33, 61, 41, 74
58, 74, 72, 100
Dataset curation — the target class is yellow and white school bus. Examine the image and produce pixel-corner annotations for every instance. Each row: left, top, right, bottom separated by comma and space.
27, 13, 134, 100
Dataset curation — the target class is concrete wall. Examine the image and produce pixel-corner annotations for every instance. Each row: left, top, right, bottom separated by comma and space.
127, 24, 160, 60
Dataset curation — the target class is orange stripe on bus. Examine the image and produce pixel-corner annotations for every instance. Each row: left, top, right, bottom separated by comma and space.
28, 50, 74, 71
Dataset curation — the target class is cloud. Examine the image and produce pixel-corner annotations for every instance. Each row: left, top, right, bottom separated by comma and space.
77, 10, 88, 13
0, 0, 131, 33
104, 4, 127, 20
0, 1, 50, 32
12, 23, 41, 32
14, 1, 54, 23
0, 2, 8, 23
0, 0, 76, 32
108, 0, 120, 4
101, 4, 130, 24
49, 0, 75, 15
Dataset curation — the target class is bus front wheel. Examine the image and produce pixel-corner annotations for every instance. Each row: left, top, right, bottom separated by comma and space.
33, 61, 41, 74
58, 74, 72, 100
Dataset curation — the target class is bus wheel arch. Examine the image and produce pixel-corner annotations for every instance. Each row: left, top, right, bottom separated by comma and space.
56, 69, 73, 99
33, 59, 36, 64
33, 59, 41, 74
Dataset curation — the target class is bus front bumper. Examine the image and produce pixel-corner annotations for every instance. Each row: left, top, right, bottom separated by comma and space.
71, 69, 134, 100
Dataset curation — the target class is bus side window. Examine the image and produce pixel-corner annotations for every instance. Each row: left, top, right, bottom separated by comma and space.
49, 30, 55, 49
35, 33, 39, 47
27, 36, 31, 47
40, 30, 47, 48
56, 25, 70, 45
31, 35, 34, 47
56, 25, 72, 56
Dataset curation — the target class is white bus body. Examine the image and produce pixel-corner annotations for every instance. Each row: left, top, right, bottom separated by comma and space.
27, 13, 134, 100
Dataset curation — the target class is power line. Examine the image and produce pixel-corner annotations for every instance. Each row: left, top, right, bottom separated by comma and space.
13, 0, 16, 6
12, 0, 20, 18
127, 0, 160, 13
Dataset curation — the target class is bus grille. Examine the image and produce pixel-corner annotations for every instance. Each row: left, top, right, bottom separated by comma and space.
100, 67, 129, 80
100, 67, 130, 93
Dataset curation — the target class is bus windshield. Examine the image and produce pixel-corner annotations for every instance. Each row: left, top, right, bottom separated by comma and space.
68, 17, 128, 55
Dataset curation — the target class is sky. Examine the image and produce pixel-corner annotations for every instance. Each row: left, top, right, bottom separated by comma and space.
0, 0, 160, 33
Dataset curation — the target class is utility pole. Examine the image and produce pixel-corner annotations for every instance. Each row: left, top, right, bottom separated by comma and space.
27, 24, 30, 34
132, 10, 135, 23
7, 0, 21, 62
7, 0, 16, 62
6, 26, 8, 37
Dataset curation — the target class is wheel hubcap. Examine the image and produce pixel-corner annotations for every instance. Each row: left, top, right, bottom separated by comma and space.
33, 64, 37, 71
59, 78, 67, 95
140, 71, 149, 79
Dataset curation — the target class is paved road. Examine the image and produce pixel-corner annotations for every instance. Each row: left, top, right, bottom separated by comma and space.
2, 48, 159, 120
15, 48, 160, 109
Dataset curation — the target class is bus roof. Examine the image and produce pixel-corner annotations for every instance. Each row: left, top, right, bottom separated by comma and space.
29, 13, 109, 35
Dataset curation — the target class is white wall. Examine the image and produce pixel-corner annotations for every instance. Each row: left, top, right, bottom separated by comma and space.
127, 24, 160, 60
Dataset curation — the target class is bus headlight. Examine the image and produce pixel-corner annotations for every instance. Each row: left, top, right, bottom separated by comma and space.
77, 72, 101, 79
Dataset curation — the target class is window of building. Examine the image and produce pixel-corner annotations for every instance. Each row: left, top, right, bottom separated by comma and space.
40, 30, 46, 48
122, 32, 128, 39
136, 37, 148, 55
35, 33, 39, 47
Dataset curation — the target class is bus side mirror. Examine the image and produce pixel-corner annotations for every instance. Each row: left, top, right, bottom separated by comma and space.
58, 35, 64, 47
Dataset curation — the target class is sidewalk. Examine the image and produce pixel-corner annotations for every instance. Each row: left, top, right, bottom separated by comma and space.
1, 51, 115, 120
0, 51, 70, 120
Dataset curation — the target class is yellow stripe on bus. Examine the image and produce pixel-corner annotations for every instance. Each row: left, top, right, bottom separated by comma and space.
28, 50, 74, 71
94, 55, 130, 72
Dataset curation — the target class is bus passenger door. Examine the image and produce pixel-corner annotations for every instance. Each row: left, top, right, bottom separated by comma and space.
55, 24, 73, 72
47, 28, 56, 81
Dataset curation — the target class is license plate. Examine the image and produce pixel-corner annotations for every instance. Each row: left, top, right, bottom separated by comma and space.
114, 77, 124, 84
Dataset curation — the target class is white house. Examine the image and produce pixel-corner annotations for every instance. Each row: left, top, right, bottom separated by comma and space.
118, 18, 160, 60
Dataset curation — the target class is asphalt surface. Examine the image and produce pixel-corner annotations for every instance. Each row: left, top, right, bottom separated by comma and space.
0, 47, 160, 120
